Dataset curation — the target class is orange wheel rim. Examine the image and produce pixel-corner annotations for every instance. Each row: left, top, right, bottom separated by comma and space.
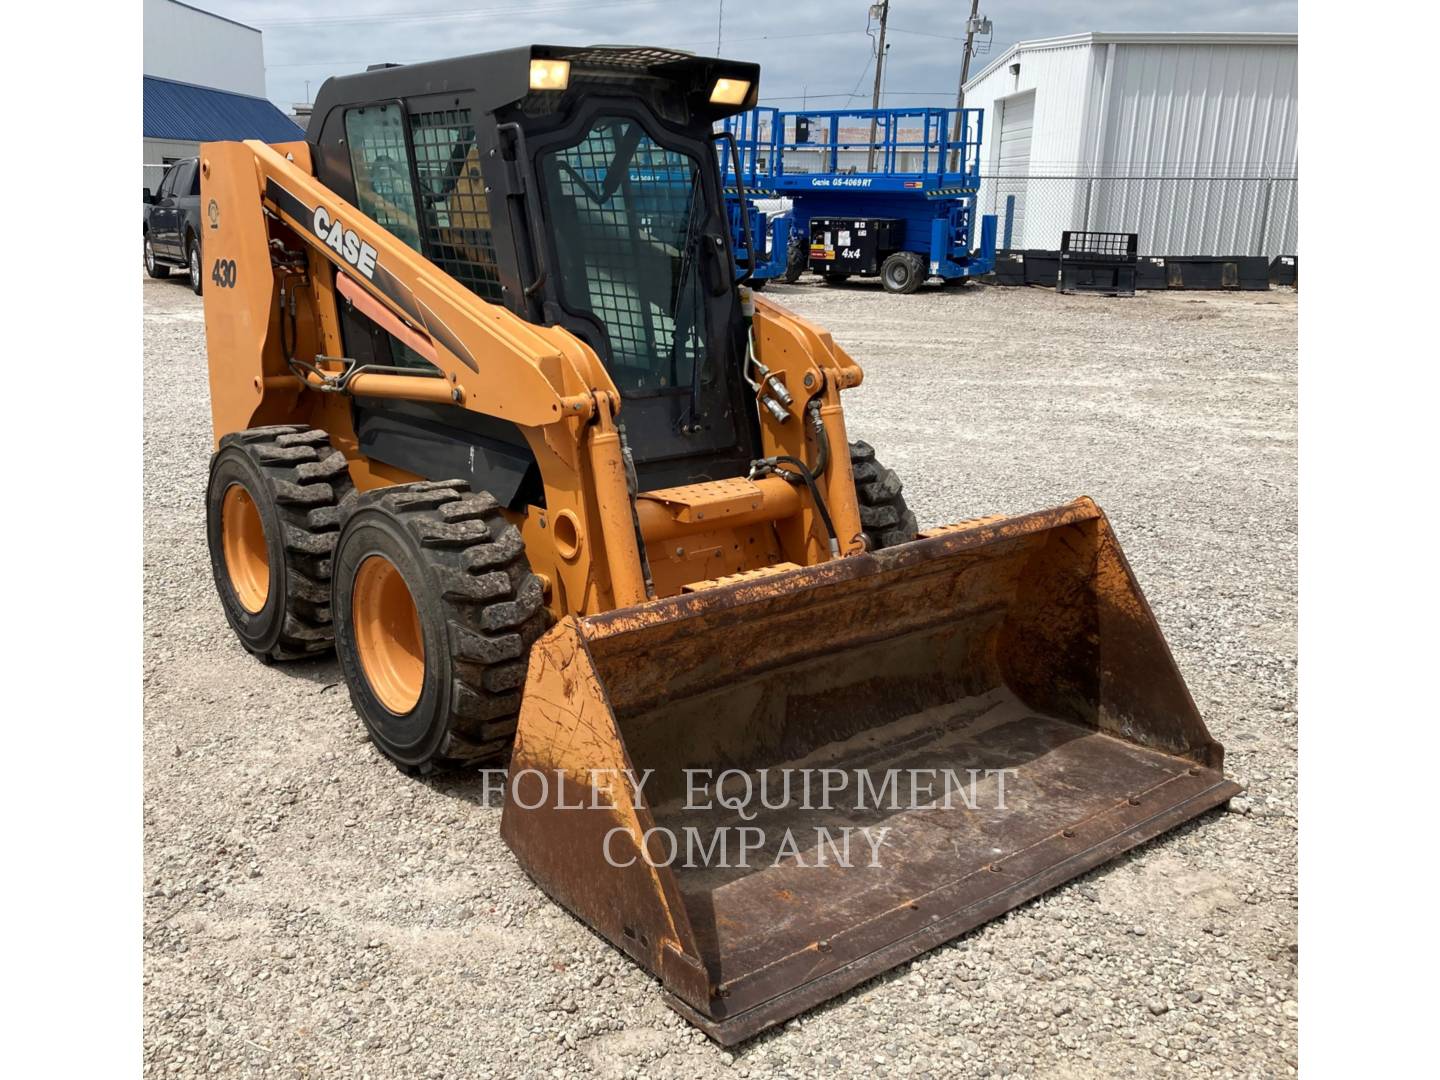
353, 555, 425, 714
221, 484, 270, 614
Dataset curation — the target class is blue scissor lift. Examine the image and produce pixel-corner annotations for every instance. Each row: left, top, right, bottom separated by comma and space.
721, 106, 997, 293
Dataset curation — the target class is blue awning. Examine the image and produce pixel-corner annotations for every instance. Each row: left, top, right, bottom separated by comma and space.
143, 75, 304, 143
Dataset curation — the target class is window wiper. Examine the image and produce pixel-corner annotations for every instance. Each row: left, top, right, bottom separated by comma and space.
672, 175, 708, 432
670, 173, 705, 312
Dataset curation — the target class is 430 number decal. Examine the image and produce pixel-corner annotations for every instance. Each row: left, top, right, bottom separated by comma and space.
210, 258, 238, 289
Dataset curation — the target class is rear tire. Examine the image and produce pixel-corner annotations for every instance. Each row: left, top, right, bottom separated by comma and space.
332, 480, 549, 773
206, 426, 356, 661
880, 251, 925, 295
187, 236, 203, 295
849, 441, 919, 549
782, 233, 807, 283
144, 234, 169, 278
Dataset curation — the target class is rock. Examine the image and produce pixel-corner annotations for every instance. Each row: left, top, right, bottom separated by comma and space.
141, 272, 1298, 1080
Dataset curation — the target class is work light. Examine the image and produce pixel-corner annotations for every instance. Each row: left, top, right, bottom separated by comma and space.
709, 77, 751, 105
529, 58, 571, 91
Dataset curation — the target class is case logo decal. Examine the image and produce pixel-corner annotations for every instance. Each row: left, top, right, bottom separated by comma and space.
312, 205, 378, 279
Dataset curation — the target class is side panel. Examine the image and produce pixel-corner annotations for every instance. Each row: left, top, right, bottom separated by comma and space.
200, 141, 313, 443
501, 617, 712, 1009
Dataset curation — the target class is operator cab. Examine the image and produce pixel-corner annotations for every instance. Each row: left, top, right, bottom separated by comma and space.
307, 46, 763, 499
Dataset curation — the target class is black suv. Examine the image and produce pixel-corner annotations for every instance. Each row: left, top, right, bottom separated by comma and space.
143, 158, 205, 294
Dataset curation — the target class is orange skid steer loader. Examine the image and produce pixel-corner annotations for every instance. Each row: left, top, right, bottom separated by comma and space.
199, 45, 1238, 1044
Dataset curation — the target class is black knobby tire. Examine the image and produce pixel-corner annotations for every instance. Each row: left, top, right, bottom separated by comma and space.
782, 232, 807, 283
849, 441, 919, 550
332, 480, 549, 773
144, 233, 169, 278
187, 236, 203, 295
206, 426, 356, 661
880, 251, 925, 295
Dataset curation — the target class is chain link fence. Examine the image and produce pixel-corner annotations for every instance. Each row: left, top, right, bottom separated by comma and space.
976, 173, 1297, 259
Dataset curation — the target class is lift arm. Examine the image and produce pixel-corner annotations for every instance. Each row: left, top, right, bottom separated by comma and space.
203, 139, 608, 434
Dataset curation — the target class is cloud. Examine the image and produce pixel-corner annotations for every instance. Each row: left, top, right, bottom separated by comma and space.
200, 0, 1296, 113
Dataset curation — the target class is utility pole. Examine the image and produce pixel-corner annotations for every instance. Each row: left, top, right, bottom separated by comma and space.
949, 0, 982, 172
867, 0, 891, 171
716, 0, 724, 54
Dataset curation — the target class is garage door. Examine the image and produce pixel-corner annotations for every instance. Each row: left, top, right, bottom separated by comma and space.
995, 91, 1035, 248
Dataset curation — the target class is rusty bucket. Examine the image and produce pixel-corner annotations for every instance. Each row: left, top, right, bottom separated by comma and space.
501, 497, 1238, 1044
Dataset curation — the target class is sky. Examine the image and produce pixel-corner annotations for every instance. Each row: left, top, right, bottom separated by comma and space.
198, 0, 1298, 114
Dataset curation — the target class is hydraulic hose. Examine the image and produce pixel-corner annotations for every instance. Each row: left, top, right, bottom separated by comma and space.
756, 451, 839, 557
748, 398, 841, 556
805, 399, 831, 479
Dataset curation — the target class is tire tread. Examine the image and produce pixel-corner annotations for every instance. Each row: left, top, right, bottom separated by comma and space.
849, 440, 919, 550
213, 425, 355, 660
345, 481, 548, 768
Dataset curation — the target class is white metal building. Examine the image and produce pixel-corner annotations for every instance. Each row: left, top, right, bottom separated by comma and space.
963, 32, 1298, 256
143, 0, 301, 190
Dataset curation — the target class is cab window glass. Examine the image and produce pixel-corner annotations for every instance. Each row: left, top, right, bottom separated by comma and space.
344, 104, 422, 251
537, 118, 706, 395
337, 298, 438, 374
409, 108, 504, 303
173, 161, 196, 196
158, 167, 178, 199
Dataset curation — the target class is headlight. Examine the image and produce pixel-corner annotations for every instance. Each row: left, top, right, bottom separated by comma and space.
709, 78, 751, 105
529, 59, 571, 91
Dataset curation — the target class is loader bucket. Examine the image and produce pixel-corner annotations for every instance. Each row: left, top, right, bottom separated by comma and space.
500, 497, 1239, 1045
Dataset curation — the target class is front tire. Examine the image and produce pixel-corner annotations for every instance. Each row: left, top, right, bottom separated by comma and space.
206, 426, 356, 661
187, 237, 203, 295
880, 251, 925, 294
144, 234, 169, 278
333, 481, 548, 773
849, 441, 919, 549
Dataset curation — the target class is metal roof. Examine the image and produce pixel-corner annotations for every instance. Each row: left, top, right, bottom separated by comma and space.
143, 75, 303, 142
965, 31, 1298, 93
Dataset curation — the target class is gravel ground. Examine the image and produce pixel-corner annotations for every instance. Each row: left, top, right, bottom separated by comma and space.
144, 272, 1297, 1079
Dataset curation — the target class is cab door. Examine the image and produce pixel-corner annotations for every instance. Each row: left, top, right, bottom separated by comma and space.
528, 105, 756, 488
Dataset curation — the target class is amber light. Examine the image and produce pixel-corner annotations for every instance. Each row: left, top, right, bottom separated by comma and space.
709, 77, 751, 105
529, 58, 571, 91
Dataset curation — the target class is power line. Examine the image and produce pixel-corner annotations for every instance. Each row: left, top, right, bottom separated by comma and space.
888, 26, 969, 43
760, 90, 955, 103
259, 0, 663, 28
266, 28, 866, 70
